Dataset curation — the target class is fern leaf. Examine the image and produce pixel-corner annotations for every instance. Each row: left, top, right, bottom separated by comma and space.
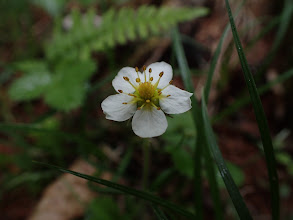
46, 6, 209, 60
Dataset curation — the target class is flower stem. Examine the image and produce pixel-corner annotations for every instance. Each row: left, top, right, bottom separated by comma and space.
142, 139, 151, 190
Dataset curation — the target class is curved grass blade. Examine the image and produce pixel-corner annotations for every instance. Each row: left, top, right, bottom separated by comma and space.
172, 27, 223, 220
172, 27, 204, 219
204, 0, 245, 104
152, 204, 169, 220
201, 95, 252, 220
214, 68, 293, 122
257, 0, 293, 78
33, 161, 196, 219
203, 146, 223, 220
224, 0, 279, 219
204, 24, 229, 103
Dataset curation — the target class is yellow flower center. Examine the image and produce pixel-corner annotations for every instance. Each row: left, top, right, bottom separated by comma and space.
121, 66, 172, 110
138, 82, 155, 100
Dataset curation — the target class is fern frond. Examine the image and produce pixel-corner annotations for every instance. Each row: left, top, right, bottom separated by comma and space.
46, 6, 209, 60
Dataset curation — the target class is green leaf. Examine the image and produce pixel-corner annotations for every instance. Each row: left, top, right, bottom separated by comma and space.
54, 58, 96, 83
9, 68, 51, 101
216, 162, 245, 188
86, 197, 127, 220
47, 6, 209, 60
34, 161, 196, 219
225, 1, 279, 219
201, 95, 252, 220
43, 58, 96, 111
44, 79, 85, 111
30, 0, 66, 17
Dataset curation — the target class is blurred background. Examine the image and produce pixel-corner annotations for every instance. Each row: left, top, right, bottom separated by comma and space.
0, 0, 293, 219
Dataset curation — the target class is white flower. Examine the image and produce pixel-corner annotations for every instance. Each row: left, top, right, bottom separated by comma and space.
101, 61, 193, 138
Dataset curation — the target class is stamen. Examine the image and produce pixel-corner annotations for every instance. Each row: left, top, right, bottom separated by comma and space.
169, 80, 173, 84
122, 102, 128, 104
135, 67, 141, 82
148, 68, 152, 81
118, 90, 123, 93
137, 102, 146, 110
123, 76, 138, 90
128, 93, 137, 97
136, 78, 141, 83
143, 65, 147, 82
166, 95, 171, 97
159, 71, 164, 77
151, 102, 160, 110
150, 77, 153, 81
146, 99, 150, 103
160, 82, 171, 92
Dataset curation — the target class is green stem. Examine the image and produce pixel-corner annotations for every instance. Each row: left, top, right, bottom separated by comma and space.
143, 139, 151, 190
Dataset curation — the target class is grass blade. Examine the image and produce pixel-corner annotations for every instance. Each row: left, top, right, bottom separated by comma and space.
204, 23, 229, 103
214, 68, 293, 122
152, 204, 169, 220
203, 146, 223, 220
172, 27, 222, 220
224, 0, 279, 219
201, 95, 252, 220
172, 27, 204, 219
33, 161, 196, 219
257, 0, 293, 78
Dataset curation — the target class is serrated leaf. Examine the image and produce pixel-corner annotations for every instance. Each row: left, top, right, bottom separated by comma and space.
45, 80, 86, 111
55, 58, 96, 83
44, 73, 86, 111
9, 71, 51, 101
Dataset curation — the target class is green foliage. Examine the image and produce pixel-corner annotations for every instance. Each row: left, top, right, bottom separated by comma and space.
46, 6, 209, 60
216, 162, 245, 188
30, 0, 66, 17
9, 58, 96, 111
85, 197, 128, 220
9, 61, 51, 100
163, 112, 195, 178
8, 5, 208, 111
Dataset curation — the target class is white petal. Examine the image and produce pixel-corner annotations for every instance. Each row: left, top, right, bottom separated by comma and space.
112, 67, 143, 93
160, 85, 193, 114
132, 107, 168, 138
101, 94, 136, 121
162, 85, 193, 98
146, 62, 173, 89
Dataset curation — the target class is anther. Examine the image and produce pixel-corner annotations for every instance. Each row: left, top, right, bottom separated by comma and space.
143, 65, 146, 71
157, 107, 161, 110
159, 71, 164, 77
135, 67, 139, 72
122, 102, 128, 104
166, 95, 171, 97
137, 107, 141, 110
118, 90, 123, 93
150, 77, 153, 81
149, 68, 152, 73
123, 76, 129, 81
136, 78, 141, 83
169, 80, 173, 84
128, 93, 136, 97
146, 100, 150, 103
